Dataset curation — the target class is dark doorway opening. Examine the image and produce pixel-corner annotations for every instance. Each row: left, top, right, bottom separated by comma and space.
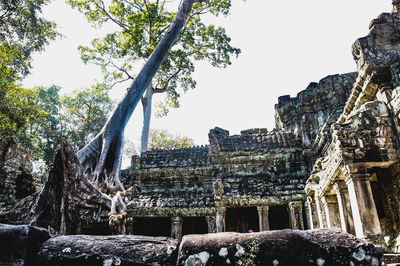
132, 217, 171, 237
182, 217, 208, 236
371, 180, 386, 220
80, 222, 111, 235
15, 171, 35, 199
225, 207, 259, 233
372, 167, 400, 236
269, 205, 289, 230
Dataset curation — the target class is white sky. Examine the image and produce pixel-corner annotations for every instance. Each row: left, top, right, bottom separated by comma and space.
23, 0, 393, 148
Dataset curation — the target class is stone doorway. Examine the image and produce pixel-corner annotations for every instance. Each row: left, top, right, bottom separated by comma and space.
132, 217, 171, 237
269, 205, 290, 230
371, 168, 400, 236
80, 222, 111, 235
225, 207, 259, 233
182, 217, 208, 236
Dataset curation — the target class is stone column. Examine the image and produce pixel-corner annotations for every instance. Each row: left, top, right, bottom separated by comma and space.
126, 217, 134, 235
333, 182, 355, 234
321, 195, 341, 228
345, 173, 382, 238
216, 207, 226, 233
288, 201, 304, 230
306, 197, 319, 229
171, 216, 182, 240
314, 195, 325, 228
206, 215, 216, 233
257, 206, 270, 231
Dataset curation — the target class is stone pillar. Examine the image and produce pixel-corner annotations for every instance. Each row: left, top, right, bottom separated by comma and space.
345, 173, 382, 238
314, 195, 325, 228
321, 195, 341, 229
257, 206, 270, 231
304, 198, 312, 230
306, 197, 319, 229
171, 216, 182, 240
206, 215, 216, 233
333, 182, 355, 234
215, 207, 226, 233
288, 201, 304, 230
126, 217, 134, 235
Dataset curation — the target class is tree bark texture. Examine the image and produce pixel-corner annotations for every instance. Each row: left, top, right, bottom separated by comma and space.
140, 83, 153, 153
30, 139, 110, 235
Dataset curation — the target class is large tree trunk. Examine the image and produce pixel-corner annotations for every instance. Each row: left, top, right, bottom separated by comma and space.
30, 139, 111, 235
140, 83, 154, 153
77, 0, 205, 194
3, 0, 207, 235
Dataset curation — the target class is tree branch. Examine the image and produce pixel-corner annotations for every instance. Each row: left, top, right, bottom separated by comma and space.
154, 67, 182, 93
92, 1, 130, 30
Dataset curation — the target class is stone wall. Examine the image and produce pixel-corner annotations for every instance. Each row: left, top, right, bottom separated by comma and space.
208, 128, 311, 207
0, 139, 38, 209
131, 145, 210, 171
275, 73, 357, 148
305, 3, 400, 248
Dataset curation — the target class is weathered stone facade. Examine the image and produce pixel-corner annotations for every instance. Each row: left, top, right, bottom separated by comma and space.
0, 139, 39, 209
305, 1, 400, 249
124, 72, 357, 239
124, 2, 400, 248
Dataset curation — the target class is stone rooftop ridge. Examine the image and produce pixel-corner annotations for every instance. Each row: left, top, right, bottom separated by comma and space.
208, 127, 302, 153
134, 145, 210, 170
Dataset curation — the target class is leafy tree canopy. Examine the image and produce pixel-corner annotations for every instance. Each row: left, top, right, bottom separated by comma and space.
18, 86, 63, 165
148, 128, 194, 150
17, 85, 115, 170
0, 0, 58, 77
0, 0, 57, 141
60, 84, 115, 150
67, 0, 240, 116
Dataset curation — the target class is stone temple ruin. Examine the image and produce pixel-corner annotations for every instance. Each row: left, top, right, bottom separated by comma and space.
118, 1, 400, 246
2, 0, 400, 258
121, 72, 357, 240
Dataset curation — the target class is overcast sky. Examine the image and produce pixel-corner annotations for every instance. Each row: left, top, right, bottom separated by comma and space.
23, 0, 393, 148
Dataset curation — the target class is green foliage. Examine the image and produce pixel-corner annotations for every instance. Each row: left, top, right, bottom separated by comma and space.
67, 0, 240, 116
61, 84, 115, 150
18, 86, 63, 165
148, 128, 194, 150
0, 86, 45, 140
0, 0, 57, 142
0, 0, 58, 77
16, 85, 115, 167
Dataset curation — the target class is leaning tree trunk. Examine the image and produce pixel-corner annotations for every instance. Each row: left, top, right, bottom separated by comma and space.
140, 83, 154, 153
25, 0, 208, 235
77, 0, 206, 194
30, 139, 111, 235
